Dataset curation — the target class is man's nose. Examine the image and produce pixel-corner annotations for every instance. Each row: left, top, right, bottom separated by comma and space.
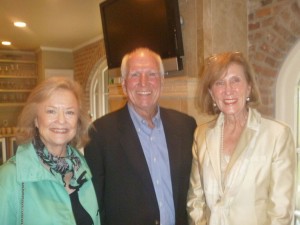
139, 73, 148, 85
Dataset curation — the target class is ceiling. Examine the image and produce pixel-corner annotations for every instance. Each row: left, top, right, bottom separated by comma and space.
0, 0, 105, 52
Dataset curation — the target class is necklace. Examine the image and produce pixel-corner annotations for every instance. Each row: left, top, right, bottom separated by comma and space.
221, 122, 231, 159
221, 122, 224, 155
220, 123, 230, 179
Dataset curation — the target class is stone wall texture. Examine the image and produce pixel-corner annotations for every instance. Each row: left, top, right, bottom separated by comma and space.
73, 40, 106, 110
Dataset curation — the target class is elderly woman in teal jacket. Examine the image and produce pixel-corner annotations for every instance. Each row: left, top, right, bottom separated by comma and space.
0, 77, 100, 225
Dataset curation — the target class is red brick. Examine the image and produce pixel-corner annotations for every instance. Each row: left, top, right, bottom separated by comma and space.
73, 40, 106, 106
256, 7, 273, 18
291, 2, 300, 15
265, 56, 279, 68
261, 17, 274, 27
255, 52, 266, 62
261, 0, 273, 6
249, 22, 261, 30
280, 8, 292, 23
248, 13, 255, 21
290, 21, 300, 36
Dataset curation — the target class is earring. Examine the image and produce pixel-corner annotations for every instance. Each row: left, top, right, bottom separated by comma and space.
213, 102, 217, 107
35, 127, 40, 137
246, 97, 250, 102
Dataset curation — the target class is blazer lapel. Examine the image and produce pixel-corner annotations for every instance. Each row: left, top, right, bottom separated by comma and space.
205, 110, 260, 188
118, 106, 155, 193
206, 123, 223, 191
160, 109, 183, 208
226, 127, 256, 173
226, 108, 259, 175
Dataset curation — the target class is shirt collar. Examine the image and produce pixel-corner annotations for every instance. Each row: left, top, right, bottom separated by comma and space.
127, 104, 161, 129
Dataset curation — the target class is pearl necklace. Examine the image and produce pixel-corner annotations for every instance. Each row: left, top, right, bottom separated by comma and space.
220, 123, 230, 178
221, 122, 231, 160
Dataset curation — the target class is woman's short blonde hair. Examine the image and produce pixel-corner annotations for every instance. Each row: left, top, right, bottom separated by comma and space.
198, 52, 261, 115
16, 77, 91, 149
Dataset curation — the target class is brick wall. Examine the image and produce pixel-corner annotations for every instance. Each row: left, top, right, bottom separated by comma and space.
248, 0, 300, 116
73, 40, 106, 110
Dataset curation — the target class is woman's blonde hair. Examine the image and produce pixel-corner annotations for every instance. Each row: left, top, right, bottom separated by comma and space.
198, 52, 261, 115
16, 77, 91, 149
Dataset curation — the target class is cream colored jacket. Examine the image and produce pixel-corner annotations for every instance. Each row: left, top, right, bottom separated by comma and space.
187, 108, 296, 225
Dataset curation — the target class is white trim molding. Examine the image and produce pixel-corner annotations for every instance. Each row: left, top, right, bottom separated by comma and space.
276, 40, 300, 136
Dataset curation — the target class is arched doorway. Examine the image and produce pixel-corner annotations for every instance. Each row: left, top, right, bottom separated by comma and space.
89, 59, 109, 121
276, 40, 300, 223
276, 40, 300, 136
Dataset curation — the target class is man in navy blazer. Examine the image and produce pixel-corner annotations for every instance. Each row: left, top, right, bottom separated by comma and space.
84, 48, 197, 225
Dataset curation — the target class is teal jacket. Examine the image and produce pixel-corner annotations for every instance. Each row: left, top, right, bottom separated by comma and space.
0, 143, 101, 225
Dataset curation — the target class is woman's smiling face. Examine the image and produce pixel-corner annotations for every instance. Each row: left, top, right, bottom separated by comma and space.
209, 63, 251, 117
34, 88, 79, 155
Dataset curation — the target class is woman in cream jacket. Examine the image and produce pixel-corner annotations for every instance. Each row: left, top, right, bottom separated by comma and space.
187, 52, 296, 225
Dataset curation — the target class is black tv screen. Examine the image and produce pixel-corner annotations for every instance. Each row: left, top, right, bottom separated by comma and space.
100, 0, 184, 77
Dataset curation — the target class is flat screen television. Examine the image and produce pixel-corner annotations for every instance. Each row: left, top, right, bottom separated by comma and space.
100, 0, 184, 77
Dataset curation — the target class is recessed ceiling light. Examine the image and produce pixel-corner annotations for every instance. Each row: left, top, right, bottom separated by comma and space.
2, 41, 11, 46
14, 21, 26, 27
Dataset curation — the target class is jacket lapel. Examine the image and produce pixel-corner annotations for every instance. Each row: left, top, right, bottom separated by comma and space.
160, 109, 183, 207
206, 122, 223, 191
205, 109, 260, 192
226, 109, 259, 174
118, 106, 156, 193
226, 127, 256, 173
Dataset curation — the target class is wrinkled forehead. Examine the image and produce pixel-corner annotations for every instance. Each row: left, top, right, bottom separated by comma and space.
213, 62, 244, 80
128, 51, 159, 71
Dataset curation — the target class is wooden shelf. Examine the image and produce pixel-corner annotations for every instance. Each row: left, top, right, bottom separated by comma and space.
0, 51, 37, 127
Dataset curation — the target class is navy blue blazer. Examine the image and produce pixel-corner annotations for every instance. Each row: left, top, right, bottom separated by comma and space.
84, 105, 197, 225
